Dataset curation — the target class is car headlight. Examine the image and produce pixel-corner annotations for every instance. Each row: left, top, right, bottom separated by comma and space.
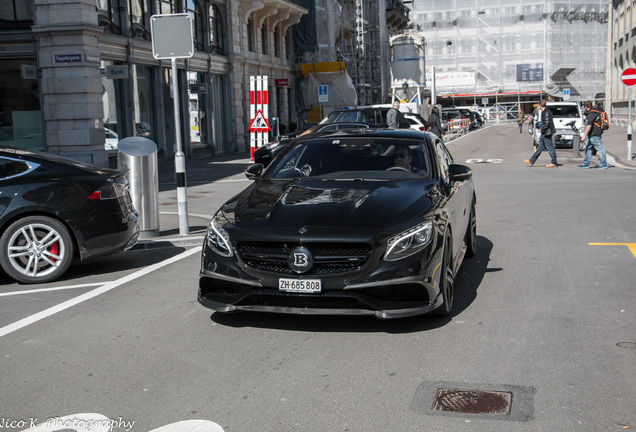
206, 217, 233, 257
384, 221, 433, 261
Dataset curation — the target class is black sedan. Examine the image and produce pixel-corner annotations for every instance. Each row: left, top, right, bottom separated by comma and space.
199, 129, 476, 319
0, 147, 139, 283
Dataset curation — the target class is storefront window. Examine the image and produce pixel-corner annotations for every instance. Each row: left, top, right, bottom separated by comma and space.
0, 60, 43, 150
211, 75, 227, 151
101, 61, 125, 151
188, 72, 206, 145
133, 65, 155, 142
0, 0, 33, 30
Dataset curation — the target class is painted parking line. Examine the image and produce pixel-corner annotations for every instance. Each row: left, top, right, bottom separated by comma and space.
0, 282, 104, 297
0, 246, 201, 338
589, 243, 636, 259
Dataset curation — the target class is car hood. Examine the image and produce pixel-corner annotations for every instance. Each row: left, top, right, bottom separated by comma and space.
219, 179, 438, 236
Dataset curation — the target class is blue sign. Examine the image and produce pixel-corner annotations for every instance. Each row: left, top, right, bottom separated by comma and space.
318, 85, 328, 102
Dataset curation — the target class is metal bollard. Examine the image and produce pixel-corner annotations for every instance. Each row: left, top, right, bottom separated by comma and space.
118, 137, 160, 239
573, 134, 581, 158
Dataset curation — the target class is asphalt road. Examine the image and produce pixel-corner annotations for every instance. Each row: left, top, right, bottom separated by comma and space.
1, 124, 635, 432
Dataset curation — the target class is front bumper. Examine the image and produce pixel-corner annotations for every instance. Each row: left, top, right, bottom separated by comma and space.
198, 239, 444, 319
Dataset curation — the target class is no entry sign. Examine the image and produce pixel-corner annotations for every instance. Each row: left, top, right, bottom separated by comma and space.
621, 68, 636, 86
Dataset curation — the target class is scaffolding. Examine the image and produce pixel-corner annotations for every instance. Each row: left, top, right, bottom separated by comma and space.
408, 0, 609, 106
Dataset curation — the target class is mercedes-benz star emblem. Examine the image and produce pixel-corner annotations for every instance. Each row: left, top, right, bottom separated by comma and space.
287, 246, 314, 274
298, 227, 308, 234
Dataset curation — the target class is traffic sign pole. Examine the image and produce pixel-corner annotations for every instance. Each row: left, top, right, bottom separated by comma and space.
622, 68, 636, 161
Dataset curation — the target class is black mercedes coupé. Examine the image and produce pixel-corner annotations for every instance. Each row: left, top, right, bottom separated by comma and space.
199, 129, 476, 319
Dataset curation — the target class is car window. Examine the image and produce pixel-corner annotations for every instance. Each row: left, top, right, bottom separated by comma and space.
435, 140, 453, 183
0, 157, 35, 179
339, 111, 359, 122
268, 137, 432, 180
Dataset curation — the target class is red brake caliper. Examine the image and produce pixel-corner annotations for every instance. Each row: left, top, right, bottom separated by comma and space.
50, 242, 59, 261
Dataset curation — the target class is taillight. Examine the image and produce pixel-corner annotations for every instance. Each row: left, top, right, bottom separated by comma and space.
419, 126, 426, 131
88, 182, 126, 200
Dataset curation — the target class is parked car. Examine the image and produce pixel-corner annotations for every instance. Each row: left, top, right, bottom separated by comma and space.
471, 111, 484, 128
441, 110, 469, 134
404, 112, 428, 131
253, 122, 372, 167
0, 146, 139, 283
529, 102, 584, 148
199, 129, 477, 319
104, 127, 119, 150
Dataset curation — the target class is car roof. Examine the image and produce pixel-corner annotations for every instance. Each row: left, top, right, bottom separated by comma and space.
295, 128, 430, 142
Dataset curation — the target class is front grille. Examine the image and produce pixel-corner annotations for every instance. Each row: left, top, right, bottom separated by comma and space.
237, 241, 373, 275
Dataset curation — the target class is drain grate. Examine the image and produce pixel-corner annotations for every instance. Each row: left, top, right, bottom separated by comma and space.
432, 388, 512, 415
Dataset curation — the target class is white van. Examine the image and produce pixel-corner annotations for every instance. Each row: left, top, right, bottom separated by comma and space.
529, 102, 585, 149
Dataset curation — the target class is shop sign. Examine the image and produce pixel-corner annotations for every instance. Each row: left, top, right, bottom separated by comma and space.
106, 65, 128, 79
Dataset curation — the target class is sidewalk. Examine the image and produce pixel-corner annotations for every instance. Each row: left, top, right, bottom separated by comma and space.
592, 125, 636, 170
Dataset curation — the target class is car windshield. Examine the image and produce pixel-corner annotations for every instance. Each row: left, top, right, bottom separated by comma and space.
267, 136, 432, 180
549, 105, 580, 117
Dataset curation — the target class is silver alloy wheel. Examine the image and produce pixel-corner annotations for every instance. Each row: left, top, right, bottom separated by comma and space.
0, 216, 74, 283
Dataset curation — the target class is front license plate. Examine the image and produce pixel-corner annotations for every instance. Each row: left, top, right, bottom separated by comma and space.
279, 278, 322, 293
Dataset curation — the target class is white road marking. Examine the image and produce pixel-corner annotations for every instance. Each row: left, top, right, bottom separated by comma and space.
0, 246, 202, 338
0, 283, 104, 297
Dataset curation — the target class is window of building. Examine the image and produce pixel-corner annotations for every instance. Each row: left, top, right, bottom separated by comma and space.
101, 61, 125, 151
261, 20, 269, 55
157, 0, 178, 14
209, 3, 224, 54
247, 17, 255, 52
187, 72, 207, 145
0, 60, 43, 150
274, 24, 280, 57
133, 65, 155, 143
97, 0, 121, 34
184, 0, 204, 51
0, 0, 33, 30
128, 0, 151, 39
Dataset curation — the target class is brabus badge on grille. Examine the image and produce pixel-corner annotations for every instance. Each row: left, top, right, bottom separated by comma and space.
288, 246, 314, 274
298, 227, 307, 234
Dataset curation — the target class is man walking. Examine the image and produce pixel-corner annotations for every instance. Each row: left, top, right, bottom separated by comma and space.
578, 100, 608, 169
524, 100, 558, 167
387, 100, 400, 129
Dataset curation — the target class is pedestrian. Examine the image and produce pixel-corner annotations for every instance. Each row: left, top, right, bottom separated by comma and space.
387, 100, 400, 129
524, 99, 558, 167
578, 100, 608, 169
517, 108, 525, 133
427, 106, 445, 140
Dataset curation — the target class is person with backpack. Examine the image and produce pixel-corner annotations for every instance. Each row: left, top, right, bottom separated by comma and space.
578, 100, 608, 170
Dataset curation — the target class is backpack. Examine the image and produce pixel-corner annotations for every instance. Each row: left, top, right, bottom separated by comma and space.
590, 108, 609, 131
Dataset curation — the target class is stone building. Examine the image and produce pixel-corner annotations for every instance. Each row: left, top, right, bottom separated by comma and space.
0, 0, 409, 165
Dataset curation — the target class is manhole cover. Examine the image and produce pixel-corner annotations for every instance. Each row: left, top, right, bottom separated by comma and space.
432, 388, 512, 415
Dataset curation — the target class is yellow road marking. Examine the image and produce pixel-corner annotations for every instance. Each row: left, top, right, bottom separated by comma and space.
589, 243, 636, 259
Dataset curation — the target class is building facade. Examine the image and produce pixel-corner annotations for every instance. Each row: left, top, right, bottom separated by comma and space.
0, 0, 308, 166
607, 0, 636, 125
408, 0, 609, 116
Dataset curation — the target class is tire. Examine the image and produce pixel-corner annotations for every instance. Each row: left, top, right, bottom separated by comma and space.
465, 203, 477, 258
0, 216, 74, 284
432, 233, 454, 317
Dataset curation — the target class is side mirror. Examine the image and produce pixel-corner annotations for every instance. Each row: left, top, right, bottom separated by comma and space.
245, 163, 264, 180
448, 164, 472, 181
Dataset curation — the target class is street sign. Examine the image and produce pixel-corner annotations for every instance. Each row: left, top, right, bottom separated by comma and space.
150, 14, 194, 59
621, 68, 636, 86
318, 85, 328, 103
563, 88, 570, 100
249, 109, 271, 132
